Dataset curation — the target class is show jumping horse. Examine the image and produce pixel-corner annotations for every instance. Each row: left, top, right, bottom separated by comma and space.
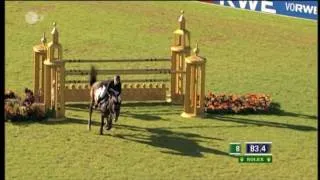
88, 66, 121, 135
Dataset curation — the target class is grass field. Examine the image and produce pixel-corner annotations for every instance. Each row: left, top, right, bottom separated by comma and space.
5, 1, 317, 180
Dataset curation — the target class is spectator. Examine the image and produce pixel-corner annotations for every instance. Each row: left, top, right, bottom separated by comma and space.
4, 90, 16, 100
22, 88, 35, 107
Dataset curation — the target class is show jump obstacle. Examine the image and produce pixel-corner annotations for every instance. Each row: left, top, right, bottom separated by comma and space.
32, 11, 206, 119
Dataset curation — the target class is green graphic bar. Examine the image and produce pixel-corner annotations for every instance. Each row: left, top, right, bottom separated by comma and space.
239, 155, 272, 163
229, 143, 241, 155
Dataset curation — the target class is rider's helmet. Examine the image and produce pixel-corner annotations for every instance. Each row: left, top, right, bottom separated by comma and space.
114, 75, 120, 85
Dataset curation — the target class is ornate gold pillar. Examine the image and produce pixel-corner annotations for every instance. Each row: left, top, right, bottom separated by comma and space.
181, 43, 206, 118
170, 10, 191, 104
33, 32, 47, 103
44, 22, 64, 118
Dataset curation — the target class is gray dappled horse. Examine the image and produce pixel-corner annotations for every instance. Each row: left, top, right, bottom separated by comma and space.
88, 66, 121, 135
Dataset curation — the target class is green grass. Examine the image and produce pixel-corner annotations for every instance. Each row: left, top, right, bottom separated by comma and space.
5, 1, 317, 180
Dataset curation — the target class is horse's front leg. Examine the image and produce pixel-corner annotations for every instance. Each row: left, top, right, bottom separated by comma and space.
100, 114, 104, 135
89, 100, 94, 131
103, 113, 109, 131
115, 104, 120, 123
106, 114, 113, 130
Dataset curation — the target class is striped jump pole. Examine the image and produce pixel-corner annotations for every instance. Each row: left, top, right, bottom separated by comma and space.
65, 78, 170, 84
62, 58, 170, 63
65, 69, 185, 76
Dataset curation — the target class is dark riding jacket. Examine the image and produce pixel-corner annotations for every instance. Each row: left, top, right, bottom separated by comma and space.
100, 80, 122, 98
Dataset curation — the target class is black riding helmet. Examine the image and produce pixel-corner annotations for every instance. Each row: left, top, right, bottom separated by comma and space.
114, 75, 120, 83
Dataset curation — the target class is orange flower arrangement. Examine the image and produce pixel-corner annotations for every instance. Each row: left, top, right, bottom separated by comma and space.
205, 92, 271, 113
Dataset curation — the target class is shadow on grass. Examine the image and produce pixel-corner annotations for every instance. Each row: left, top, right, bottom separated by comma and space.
66, 107, 172, 121
204, 102, 317, 132
65, 102, 182, 121
121, 112, 164, 121
9, 117, 101, 126
206, 102, 317, 120
8, 117, 235, 158
43, 118, 100, 126
110, 124, 234, 158
205, 115, 317, 132
7, 117, 241, 158
67, 102, 317, 120
266, 103, 317, 120
67, 106, 181, 119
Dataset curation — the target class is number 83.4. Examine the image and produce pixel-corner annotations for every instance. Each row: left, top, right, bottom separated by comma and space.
250, 145, 266, 153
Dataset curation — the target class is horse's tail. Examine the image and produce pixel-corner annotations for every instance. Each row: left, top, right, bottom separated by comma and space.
89, 66, 97, 86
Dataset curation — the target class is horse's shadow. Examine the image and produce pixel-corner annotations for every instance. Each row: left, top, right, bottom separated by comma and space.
9, 101, 316, 157
110, 124, 235, 158
15, 116, 236, 158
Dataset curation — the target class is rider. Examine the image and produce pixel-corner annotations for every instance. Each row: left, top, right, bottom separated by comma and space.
95, 75, 122, 108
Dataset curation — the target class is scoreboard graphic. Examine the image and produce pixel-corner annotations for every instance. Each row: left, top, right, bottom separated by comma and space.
229, 142, 272, 163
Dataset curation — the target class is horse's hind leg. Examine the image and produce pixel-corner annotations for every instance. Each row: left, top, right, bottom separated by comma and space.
103, 115, 109, 131
115, 105, 120, 123
106, 114, 113, 130
100, 114, 104, 135
88, 100, 94, 131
